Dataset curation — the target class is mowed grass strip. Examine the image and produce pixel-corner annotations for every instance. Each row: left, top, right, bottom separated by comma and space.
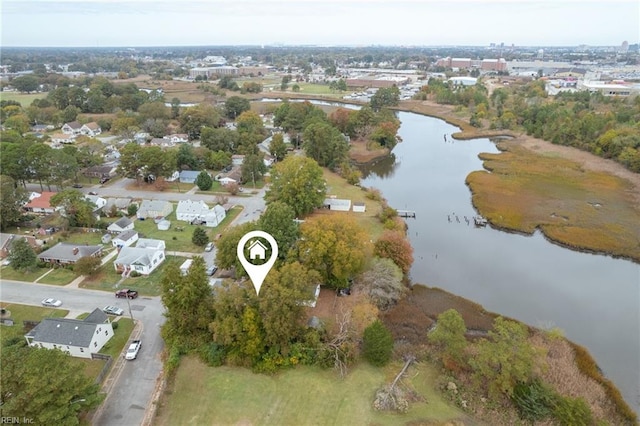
37, 267, 77, 285
0, 91, 48, 106
156, 357, 465, 426
466, 141, 640, 262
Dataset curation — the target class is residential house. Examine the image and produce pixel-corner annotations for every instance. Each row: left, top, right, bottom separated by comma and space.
23, 192, 60, 215
165, 171, 180, 182
205, 204, 226, 227
148, 137, 170, 147
163, 133, 189, 144
179, 170, 202, 184
80, 122, 101, 137
25, 308, 113, 359
107, 216, 134, 233
113, 238, 165, 275
217, 167, 242, 186
180, 259, 193, 276
231, 154, 245, 166
104, 198, 133, 214
61, 121, 82, 135
38, 242, 103, 265
50, 133, 76, 144
0, 234, 38, 259
112, 230, 139, 249
84, 165, 117, 180
176, 200, 210, 223
85, 195, 106, 212
136, 200, 173, 220
31, 124, 53, 133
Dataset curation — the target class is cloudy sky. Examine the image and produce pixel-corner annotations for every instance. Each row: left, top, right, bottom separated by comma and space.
2, 0, 638, 47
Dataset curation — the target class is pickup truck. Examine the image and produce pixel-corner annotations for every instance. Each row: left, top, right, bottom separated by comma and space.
115, 289, 138, 299
125, 340, 141, 360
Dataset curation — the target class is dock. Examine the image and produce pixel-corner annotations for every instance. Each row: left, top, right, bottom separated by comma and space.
397, 210, 416, 218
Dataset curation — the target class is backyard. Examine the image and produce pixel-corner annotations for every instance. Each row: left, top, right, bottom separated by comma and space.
155, 356, 467, 426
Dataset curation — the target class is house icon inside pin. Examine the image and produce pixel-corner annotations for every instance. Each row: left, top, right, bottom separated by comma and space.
248, 239, 268, 260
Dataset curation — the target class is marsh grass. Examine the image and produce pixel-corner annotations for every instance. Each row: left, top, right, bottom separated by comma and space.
466, 142, 640, 262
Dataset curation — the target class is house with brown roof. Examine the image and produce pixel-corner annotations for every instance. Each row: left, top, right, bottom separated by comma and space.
37, 242, 103, 265
23, 192, 60, 215
61, 121, 82, 135
80, 122, 102, 137
50, 133, 76, 144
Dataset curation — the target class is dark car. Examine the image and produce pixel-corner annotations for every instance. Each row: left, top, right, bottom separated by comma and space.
115, 289, 138, 299
88, 191, 98, 195
72, 183, 83, 188
99, 177, 110, 184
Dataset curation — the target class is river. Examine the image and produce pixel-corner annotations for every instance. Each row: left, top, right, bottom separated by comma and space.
359, 111, 640, 412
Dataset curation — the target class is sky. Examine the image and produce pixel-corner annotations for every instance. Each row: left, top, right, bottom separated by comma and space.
1, 0, 638, 47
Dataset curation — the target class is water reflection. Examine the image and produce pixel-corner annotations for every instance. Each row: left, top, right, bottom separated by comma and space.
357, 153, 398, 179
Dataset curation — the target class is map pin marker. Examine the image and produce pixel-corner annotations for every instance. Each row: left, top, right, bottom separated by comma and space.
237, 230, 278, 296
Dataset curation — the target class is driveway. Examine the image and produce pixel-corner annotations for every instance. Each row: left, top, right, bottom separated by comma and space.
0, 280, 165, 426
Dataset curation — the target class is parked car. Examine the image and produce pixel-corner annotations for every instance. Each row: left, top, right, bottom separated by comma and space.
103, 305, 124, 316
125, 340, 142, 360
41, 298, 62, 307
72, 183, 83, 188
206, 265, 218, 276
99, 177, 110, 184
204, 242, 214, 252
88, 191, 98, 195
115, 289, 138, 299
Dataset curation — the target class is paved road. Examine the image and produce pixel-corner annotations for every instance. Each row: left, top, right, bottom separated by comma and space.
0, 280, 165, 426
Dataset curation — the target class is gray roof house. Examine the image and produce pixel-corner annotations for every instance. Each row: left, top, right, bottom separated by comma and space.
114, 239, 165, 275
107, 216, 134, 234
38, 242, 103, 265
179, 170, 202, 184
112, 229, 139, 249
137, 200, 173, 220
25, 308, 113, 359
104, 198, 133, 212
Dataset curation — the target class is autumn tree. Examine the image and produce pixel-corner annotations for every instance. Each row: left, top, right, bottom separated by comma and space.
257, 201, 299, 259
160, 256, 215, 349
215, 221, 258, 277
374, 231, 414, 275
179, 104, 222, 140
357, 257, 405, 310
0, 340, 104, 424
428, 309, 468, 368
225, 96, 251, 119
7, 238, 37, 272
50, 189, 97, 228
470, 317, 542, 399
73, 256, 102, 276
269, 132, 287, 162
298, 215, 371, 288
362, 320, 394, 366
0, 175, 27, 230
266, 156, 326, 217
302, 121, 349, 169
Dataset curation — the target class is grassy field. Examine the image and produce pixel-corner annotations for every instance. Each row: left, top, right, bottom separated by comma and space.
314, 169, 386, 240
0, 265, 49, 282
466, 141, 640, 262
99, 317, 134, 359
0, 302, 68, 342
38, 268, 77, 285
81, 255, 183, 296
155, 357, 467, 426
0, 91, 49, 106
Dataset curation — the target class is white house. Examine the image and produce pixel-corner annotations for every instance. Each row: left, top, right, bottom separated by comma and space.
50, 133, 76, 144
80, 122, 102, 137
205, 204, 226, 227
163, 133, 189, 143
23, 192, 60, 215
114, 238, 165, 275
107, 216, 134, 234
112, 229, 139, 249
85, 195, 107, 212
61, 121, 82, 135
25, 308, 113, 359
231, 154, 245, 166
176, 200, 210, 223
137, 200, 173, 220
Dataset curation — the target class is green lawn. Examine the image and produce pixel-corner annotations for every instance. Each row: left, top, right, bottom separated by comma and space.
0, 91, 49, 106
0, 265, 50, 282
156, 357, 466, 426
99, 317, 134, 359
60, 231, 108, 246
0, 302, 68, 343
80, 255, 184, 296
289, 83, 345, 97
38, 268, 77, 285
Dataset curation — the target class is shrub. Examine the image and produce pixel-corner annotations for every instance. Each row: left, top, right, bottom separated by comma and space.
552, 395, 593, 426
192, 227, 209, 246
127, 203, 138, 216
129, 271, 141, 278
111, 321, 119, 330
511, 379, 555, 422
198, 342, 225, 367
363, 320, 394, 367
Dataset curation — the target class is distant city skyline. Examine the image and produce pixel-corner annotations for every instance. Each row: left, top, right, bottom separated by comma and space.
2, 0, 638, 48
